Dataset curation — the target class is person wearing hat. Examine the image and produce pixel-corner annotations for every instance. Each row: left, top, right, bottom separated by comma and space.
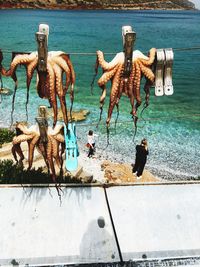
132, 138, 149, 180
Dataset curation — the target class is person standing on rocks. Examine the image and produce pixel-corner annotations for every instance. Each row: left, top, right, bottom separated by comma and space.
132, 138, 149, 180
87, 130, 98, 158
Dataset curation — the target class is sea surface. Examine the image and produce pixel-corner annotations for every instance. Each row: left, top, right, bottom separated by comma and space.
0, 9, 200, 180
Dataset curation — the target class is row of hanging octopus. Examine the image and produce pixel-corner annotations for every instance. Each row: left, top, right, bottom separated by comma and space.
0, 47, 156, 182
0, 47, 156, 127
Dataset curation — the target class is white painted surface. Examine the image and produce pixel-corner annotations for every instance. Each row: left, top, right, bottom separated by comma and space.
107, 184, 200, 261
0, 187, 119, 266
1, 184, 200, 266
190, 0, 200, 9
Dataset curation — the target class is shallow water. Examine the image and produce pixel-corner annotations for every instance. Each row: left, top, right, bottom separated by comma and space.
0, 9, 200, 179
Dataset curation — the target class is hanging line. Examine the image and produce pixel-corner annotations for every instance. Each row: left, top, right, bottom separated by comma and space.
1, 45, 200, 55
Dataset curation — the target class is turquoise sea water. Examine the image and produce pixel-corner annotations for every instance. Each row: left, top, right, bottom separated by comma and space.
0, 9, 199, 179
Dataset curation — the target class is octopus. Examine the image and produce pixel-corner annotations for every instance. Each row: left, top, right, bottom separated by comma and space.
95, 48, 156, 127
0, 50, 7, 87
12, 121, 65, 182
2, 51, 75, 127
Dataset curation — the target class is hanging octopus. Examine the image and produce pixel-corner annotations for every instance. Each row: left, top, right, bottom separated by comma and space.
12, 121, 65, 182
2, 51, 75, 127
95, 48, 156, 129
0, 50, 8, 90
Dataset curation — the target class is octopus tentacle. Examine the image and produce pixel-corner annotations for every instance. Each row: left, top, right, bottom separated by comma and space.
0, 51, 7, 77
138, 48, 156, 66
144, 78, 154, 108
123, 79, 129, 96
37, 142, 50, 172
98, 65, 119, 86
53, 133, 65, 143
50, 123, 65, 176
133, 61, 142, 107
49, 124, 64, 136
52, 62, 62, 95
27, 134, 40, 170
91, 55, 99, 95
6, 52, 37, 78
114, 74, 125, 129
60, 54, 75, 101
128, 64, 136, 116
97, 85, 107, 127
50, 136, 61, 168
37, 71, 50, 99
25, 57, 38, 120
0, 66, 7, 76
12, 143, 25, 164
106, 64, 123, 126
138, 61, 155, 82
46, 61, 57, 128
10, 80, 18, 126
52, 55, 71, 93
117, 72, 125, 101
53, 63, 68, 127
26, 57, 38, 89
60, 54, 75, 121
12, 133, 35, 145
97, 51, 123, 70
100, 86, 107, 107
46, 136, 56, 182
15, 123, 36, 135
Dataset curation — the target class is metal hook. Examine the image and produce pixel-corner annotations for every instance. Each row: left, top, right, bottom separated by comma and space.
35, 23, 49, 72
35, 32, 48, 72
122, 26, 136, 78
35, 116, 48, 144
155, 49, 165, 96
164, 48, 174, 96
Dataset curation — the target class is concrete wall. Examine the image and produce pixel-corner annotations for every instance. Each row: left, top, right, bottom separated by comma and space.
0, 186, 119, 266
0, 183, 200, 266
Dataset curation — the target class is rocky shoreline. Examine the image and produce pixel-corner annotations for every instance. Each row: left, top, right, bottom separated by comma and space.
0, 0, 195, 10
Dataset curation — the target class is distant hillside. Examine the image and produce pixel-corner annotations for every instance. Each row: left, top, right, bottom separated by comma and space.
0, 0, 196, 10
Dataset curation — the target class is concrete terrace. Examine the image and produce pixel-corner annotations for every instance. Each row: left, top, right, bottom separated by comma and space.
0, 182, 200, 266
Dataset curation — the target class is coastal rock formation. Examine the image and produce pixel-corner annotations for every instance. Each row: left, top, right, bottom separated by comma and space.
48, 108, 90, 122
0, 0, 195, 10
101, 160, 160, 183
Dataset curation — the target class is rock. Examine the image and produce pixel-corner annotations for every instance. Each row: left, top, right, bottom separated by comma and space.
101, 160, 161, 183
0, 0, 195, 10
0, 88, 12, 96
48, 108, 90, 122
78, 170, 93, 183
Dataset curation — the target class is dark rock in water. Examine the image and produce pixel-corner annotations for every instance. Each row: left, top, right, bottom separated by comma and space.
0, 88, 13, 96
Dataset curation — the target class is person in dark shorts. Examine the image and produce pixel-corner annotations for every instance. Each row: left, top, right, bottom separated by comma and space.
132, 138, 149, 180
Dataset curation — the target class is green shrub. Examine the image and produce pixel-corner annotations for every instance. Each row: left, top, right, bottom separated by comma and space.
0, 128, 15, 147
0, 159, 82, 184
